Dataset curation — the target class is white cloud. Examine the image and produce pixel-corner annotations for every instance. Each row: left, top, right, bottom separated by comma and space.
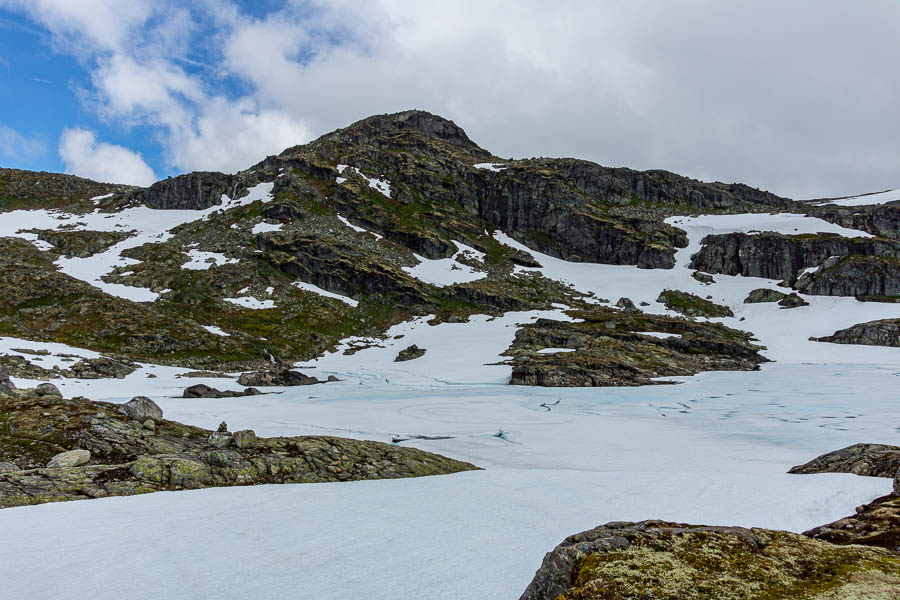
7, 1, 900, 198
0, 124, 44, 160
59, 128, 156, 186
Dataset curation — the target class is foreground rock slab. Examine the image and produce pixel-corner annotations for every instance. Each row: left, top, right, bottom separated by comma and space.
519, 520, 900, 600
0, 394, 477, 508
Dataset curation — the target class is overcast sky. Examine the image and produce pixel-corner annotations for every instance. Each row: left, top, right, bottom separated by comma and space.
0, 0, 898, 199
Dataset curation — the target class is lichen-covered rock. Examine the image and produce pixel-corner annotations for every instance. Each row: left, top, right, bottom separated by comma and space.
811, 318, 900, 347
233, 430, 258, 449
656, 289, 734, 318
0, 394, 477, 508
789, 443, 900, 478
394, 344, 426, 362
804, 493, 900, 553
519, 520, 900, 600
615, 297, 638, 312
0, 462, 19, 473
34, 383, 62, 397
46, 449, 91, 468
118, 396, 164, 421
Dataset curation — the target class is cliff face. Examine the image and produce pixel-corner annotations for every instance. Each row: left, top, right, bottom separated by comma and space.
806, 201, 900, 240
689, 231, 900, 298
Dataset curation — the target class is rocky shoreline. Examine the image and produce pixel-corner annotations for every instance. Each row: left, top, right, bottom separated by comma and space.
0, 373, 477, 509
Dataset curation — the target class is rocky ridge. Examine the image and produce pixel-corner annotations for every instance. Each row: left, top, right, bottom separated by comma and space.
0, 388, 476, 508
811, 319, 900, 347
504, 306, 766, 387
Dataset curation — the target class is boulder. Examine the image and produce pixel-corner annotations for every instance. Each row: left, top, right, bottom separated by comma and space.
777, 292, 810, 308
207, 431, 233, 448
0, 366, 15, 397
395, 344, 426, 362
183, 384, 261, 398
615, 297, 638, 312
35, 382, 62, 397
237, 369, 320, 387
691, 270, 714, 284
0, 461, 19, 473
744, 288, 787, 303
118, 396, 164, 421
46, 449, 91, 468
233, 429, 258, 449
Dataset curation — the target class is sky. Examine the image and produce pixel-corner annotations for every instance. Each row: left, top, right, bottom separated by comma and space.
0, 0, 898, 199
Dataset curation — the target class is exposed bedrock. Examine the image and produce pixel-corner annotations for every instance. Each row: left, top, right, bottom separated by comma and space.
806, 201, 900, 240
140, 171, 238, 210
690, 231, 900, 280
811, 318, 900, 347
793, 255, 900, 298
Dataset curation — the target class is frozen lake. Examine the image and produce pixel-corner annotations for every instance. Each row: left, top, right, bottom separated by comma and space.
1, 362, 897, 599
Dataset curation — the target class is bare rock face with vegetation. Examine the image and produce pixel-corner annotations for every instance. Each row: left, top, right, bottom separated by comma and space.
504, 307, 765, 386
656, 289, 734, 318
0, 391, 477, 509
519, 520, 900, 600
788, 443, 900, 478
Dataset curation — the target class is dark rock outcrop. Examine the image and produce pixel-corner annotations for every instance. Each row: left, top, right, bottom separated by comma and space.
789, 443, 900, 478
395, 344, 426, 362
0, 394, 478, 508
806, 200, 900, 240
811, 318, 900, 347
237, 368, 321, 386
690, 231, 900, 285
182, 384, 261, 398
793, 255, 900, 299
140, 171, 237, 210
519, 520, 900, 600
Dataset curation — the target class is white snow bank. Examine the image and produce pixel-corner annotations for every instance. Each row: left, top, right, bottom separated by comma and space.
181, 250, 238, 271
0, 182, 275, 302
473, 162, 507, 172
637, 331, 682, 339
537, 347, 576, 354
401, 241, 486, 287
224, 297, 276, 310
251, 222, 283, 235
813, 189, 900, 207
292, 281, 359, 307
335, 165, 392, 197
202, 326, 229, 337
